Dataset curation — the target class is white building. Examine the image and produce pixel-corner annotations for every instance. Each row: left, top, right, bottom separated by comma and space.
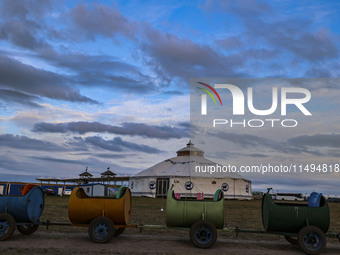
129, 141, 252, 199
81, 183, 106, 196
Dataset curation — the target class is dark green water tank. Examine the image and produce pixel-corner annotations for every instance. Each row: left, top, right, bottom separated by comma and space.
262, 193, 329, 233
166, 189, 224, 229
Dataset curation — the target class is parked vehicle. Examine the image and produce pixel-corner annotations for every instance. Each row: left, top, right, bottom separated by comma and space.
252, 191, 264, 200
43, 188, 55, 196
275, 192, 304, 201
63, 189, 72, 196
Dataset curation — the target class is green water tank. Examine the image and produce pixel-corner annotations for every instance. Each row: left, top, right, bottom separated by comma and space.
262, 193, 330, 233
166, 189, 224, 229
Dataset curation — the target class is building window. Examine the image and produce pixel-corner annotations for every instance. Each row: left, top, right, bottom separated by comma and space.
212, 181, 216, 184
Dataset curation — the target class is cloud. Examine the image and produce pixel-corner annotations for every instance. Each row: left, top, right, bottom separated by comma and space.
67, 3, 137, 40
0, 0, 52, 50
84, 136, 163, 154
70, 152, 133, 159
0, 19, 47, 50
200, 1, 339, 78
32, 121, 189, 139
215, 36, 243, 50
205, 131, 322, 156
0, 89, 42, 107
288, 134, 340, 148
35, 48, 158, 93
31, 156, 81, 165
227, 1, 339, 62
0, 134, 62, 151
0, 55, 98, 104
249, 21, 338, 62
0, 0, 53, 20
140, 25, 247, 84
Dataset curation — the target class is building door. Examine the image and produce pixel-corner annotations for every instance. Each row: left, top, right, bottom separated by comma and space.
0, 185, 3, 195
156, 178, 169, 198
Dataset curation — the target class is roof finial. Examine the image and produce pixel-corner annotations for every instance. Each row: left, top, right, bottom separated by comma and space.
187, 140, 194, 147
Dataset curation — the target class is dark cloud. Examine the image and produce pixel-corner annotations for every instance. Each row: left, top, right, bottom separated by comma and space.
289, 134, 340, 148
68, 3, 137, 40
0, 20, 47, 50
0, 134, 62, 151
0, 55, 98, 104
201, 1, 339, 79
141, 26, 247, 83
0, 0, 52, 50
226, 1, 339, 62
0, 89, 42, 107
31, 156, 81, 165
178, 122, 190, 129
305, 66, 336, 78
246, 153, 268, 158
206, 131, 322, 156
70, 153, 133, 159
36, 49, 157, 93
215, 36, 244, 50
84, 136, 163, 154
246, 20, 338, 62
0, 0, 53, 19
162, 90, 186, 95
33, 121, 189, 139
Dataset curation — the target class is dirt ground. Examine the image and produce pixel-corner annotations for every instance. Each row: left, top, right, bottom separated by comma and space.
1, 196, 340, 254
1, 230, 340, 255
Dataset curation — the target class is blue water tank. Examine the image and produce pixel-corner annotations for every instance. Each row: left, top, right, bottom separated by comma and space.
308, 192, 322, 207
0, 186, 44, 222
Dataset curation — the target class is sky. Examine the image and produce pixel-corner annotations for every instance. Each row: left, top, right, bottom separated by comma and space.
0, 0, 340, 194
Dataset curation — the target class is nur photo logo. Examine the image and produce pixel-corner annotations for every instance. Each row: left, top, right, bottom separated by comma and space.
196, 81, 312, 128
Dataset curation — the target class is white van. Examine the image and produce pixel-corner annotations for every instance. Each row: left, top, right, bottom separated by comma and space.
63, 189, 72, 196
276, 193, 304, 201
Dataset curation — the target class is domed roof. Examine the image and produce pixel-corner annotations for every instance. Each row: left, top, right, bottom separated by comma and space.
176, 140, 204, 157
134, 141, 247, 180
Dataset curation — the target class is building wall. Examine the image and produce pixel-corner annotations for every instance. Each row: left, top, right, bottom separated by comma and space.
0, 182, 77, 196
130, 176, 252, 199
0, 183, 8, 195
81, 184, 106, 196
129, 177, 156, 197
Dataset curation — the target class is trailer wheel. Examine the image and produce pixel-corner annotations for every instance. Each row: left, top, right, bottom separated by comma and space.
88, 217, 115, 243
190, 220, 217, 248
113, 228, 125, 237
284, 235, 298, 245
298, 226, 326, 255
0, 213, 16, 241
17, 224, 39, 235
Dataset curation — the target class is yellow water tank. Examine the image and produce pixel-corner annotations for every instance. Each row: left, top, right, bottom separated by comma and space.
68, 187, 131, 225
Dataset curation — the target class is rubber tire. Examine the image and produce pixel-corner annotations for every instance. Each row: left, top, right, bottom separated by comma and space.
17, 224, 39, 235
298, 226, 326, 255
284, 235, 298, 245
113, 228, 125, 237
190, 220, 217, 248
88, 217, 114, 243
0, 213, 16, 241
